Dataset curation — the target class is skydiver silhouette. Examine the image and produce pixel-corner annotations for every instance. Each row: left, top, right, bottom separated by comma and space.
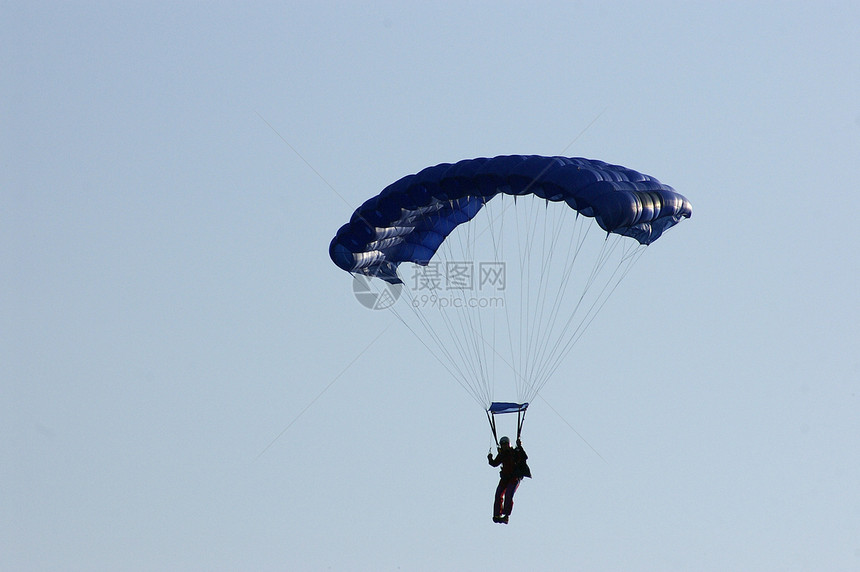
487, 436, 530, 524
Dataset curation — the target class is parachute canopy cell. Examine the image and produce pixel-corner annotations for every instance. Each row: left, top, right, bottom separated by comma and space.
329, 155, 692, 284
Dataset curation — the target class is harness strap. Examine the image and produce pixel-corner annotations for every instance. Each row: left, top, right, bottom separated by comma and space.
488, 408, 528, 446
516, 408, 527, 441
487, 410, 500, 447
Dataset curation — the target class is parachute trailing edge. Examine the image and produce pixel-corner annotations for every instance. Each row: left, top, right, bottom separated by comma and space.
329, 155, 692, 284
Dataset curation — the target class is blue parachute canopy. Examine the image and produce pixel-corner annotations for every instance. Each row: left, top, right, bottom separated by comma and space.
488, 402, 529, 414
330, 155, 692, 284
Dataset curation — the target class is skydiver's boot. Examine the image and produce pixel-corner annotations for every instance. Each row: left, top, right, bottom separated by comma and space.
492, 515, 503, 523
500, 515, 509, 524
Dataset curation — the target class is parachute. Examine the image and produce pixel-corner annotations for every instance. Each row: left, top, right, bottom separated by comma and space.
330, 155, 691, 438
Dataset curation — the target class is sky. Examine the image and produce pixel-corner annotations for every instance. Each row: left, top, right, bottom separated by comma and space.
2, 2, 859, 571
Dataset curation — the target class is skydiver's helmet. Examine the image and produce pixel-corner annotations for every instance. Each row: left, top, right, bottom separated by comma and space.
499, 436, 510, 447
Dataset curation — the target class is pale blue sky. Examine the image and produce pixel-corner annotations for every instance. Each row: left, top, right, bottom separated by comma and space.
3, 2, 859, 571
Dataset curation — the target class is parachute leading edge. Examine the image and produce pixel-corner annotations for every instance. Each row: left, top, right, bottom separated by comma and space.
330, 155, 692, 284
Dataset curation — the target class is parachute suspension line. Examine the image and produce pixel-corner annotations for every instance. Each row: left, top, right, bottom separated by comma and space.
529, 198, 575, 398
453, 208, 492, 405
502, 199, 649, 403
439, 224, 480, 397
504, 196, 586, 404
450, 202, 495, 405
500, 196, 520, 404
531, 239, 647, 395
499, 196, 542, 402
517, 204, 556, 400
517, 407, 527, 441
482, 194, 506, 404
514, 196, 531, 402
474, 197, 495, 402
520, 195, 546, 399
474, 206, 496, 404
519, 198, 544, 400
522, 197, 546, 400
532, 218, 599, 373
388, 251, 495, 409
388, 286, 487, 407
435, 268, 492, 406
527, 210, 591, 390
536, 253, 639, 389
487, 409, 499, 447
488, 198, 585, 403
484, 194, 523, 407
490, 199, 504, 404
469, 196, 492, 402
380, 192, 649, 412
528, 235, 622, 395
414, 195, 504, 407
523, 199, 573, 398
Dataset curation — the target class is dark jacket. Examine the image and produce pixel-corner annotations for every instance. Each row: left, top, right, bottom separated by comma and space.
488, 444, 531, 480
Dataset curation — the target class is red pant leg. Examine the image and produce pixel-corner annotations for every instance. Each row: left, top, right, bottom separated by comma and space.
493, 479, 506, 517
502, 478, 521, 516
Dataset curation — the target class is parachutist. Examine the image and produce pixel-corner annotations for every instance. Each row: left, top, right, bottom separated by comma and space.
488, 436, 530, 524
329, 156, 691, 517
